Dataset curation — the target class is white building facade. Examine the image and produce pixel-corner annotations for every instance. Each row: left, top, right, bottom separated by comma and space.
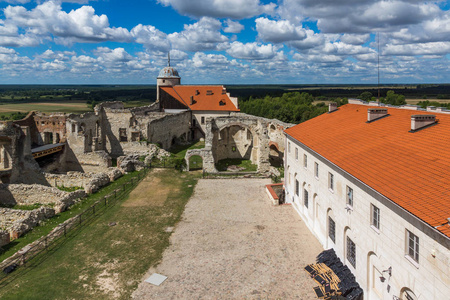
284, 102, 450, 300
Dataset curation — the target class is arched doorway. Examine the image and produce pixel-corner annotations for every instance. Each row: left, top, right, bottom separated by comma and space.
269, 142, 283, 167
214, 124, 257, 171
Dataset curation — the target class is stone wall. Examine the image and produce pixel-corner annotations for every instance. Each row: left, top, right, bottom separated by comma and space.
0, 184, 85, 213
0, 207, 55, 240
148, 111, 191, 149
44, 167, 123, 194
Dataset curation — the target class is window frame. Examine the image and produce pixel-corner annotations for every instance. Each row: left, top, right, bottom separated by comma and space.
303, 188, 309, 208
328, 217, 336, 243
328, 172, 334, 192
346, 186, 353, 207
406, 230, 419, 264
314, 162, 319, 179
288, 142, 291, 153
295, 179, 299, 197
347, 236, 356, 268
303, 154, 308, 168
371, 204, 380, 230
295, 147, 298, 160
201, 116, 205, 124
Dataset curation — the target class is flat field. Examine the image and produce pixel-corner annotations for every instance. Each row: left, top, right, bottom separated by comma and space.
0, 101, 89, 114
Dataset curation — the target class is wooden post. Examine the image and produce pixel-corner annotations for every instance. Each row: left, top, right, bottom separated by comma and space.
79, 214, 82, 225
93, 205, 95, 215
64, 224, 66, 236
104, 196, 107, 206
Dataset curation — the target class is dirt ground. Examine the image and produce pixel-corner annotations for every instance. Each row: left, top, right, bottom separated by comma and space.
133, 178, 323, 299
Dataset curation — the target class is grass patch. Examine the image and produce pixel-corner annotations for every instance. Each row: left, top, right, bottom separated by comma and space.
170, 140, 205, 159
10, 203, 44, 211
215, 158, 257, 172
0, 101, 89, 114
0, 169, 199, 299
0, 172, 138, 263
56, 186, 84, 192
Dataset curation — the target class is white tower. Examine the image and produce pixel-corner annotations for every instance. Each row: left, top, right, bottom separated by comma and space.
156, 53, 181, 102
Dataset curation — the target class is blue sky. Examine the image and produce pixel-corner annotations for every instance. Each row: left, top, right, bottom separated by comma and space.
0, 0, 449, 84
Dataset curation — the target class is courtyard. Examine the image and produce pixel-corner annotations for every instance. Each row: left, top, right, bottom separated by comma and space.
133, 178, 323, 299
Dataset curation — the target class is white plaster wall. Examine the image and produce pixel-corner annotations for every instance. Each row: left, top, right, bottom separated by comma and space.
284, 135, 450, 300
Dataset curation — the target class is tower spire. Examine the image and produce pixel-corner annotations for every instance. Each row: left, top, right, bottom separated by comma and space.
168, 52, 170, 67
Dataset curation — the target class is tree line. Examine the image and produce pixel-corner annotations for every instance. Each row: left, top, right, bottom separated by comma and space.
239, 92, 348, 124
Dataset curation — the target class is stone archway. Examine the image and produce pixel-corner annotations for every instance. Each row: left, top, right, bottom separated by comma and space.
214, 124, 256, 163
269, 141, 283, 167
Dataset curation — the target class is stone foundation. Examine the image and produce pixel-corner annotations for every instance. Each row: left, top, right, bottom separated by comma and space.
0, 206, 55, 240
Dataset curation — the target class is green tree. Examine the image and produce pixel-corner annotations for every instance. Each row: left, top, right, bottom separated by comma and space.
358, 91, 373, 102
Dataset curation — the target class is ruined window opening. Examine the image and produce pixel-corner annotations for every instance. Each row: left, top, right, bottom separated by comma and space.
72, 123, 76, 133
247, 129, 251, 140
131, 132, 140, 142
201, 117, 205, 124
119, 128, 127, 142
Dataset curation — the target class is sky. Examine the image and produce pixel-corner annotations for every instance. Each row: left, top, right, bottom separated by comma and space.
0, 0, 449, 85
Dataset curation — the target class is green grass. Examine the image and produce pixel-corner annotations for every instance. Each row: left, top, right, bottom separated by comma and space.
56, 186, 84, 192
0, 171, 139, 262
215, 158, 257, 172
170, 140, 205, 159
0, 101, 90, 114
10, 203, 44, 211
0, 169, 199, 299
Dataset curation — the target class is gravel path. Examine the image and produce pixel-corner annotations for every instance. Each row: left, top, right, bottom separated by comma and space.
133, 178, 323, 299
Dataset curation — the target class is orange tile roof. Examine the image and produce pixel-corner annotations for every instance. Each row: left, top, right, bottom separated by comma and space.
161, 85, 239, 112
285, 104, 450, 238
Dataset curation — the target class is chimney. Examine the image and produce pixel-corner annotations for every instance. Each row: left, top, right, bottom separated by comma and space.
410, 115, 437, 132
367, 108, 388, 123
328, 102, 338, 113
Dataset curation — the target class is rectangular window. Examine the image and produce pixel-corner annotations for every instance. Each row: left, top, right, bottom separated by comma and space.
201, 116, 205, 124
347, 186, 353, 207
371, 204, 380, 230
288, 142, 291, 153
407, 230, 419, 263
329, 172, 334, 191
304, 188, 309, 208
314, 162, 319, 178
347, 237, 356, 268
295, 147, 298, 160
295, 179, 299, 196
328, 217, 335, 243
304, 154, 308, 168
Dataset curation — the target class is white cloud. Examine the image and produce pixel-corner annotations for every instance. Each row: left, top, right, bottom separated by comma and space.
226, 41, 278, 60
383, 42, 450, 56
223, 20, 244, 33
168, 17, 228, 52
340, 33, 370, 45
255, 17, 306, 43
3, 1, 132, 46
157, 0, 275, 19
191, 52, 230, 68
131, 24, 170, 52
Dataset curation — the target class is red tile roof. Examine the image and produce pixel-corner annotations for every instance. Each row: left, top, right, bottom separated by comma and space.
161, 85, 239, 112
285, 104, 450, 238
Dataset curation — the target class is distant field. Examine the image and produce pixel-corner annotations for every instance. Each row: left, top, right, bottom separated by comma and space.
0, 101, 89, 114
405, 98, 449, 105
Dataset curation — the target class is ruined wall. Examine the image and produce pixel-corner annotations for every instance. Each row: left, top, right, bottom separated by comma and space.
44, 168, 122, 194
0, 184, 85, 213
0, 206, 55, 240
34, 113, 67, 145
148, 111, 191, 149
